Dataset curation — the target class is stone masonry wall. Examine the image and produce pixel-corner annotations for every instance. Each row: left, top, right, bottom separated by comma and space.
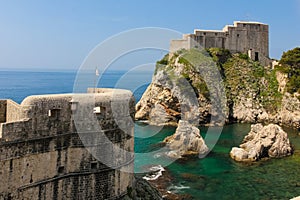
0, 89, 135, 200
6, 100, 23, 122
0, 100, 7, 123
170, 21, 270, 66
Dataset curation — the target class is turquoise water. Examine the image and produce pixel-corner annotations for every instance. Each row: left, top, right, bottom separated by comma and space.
135, 123, 300, 200
1, 70, 300, 199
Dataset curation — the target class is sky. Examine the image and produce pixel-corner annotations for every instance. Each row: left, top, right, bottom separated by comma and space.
0, 0, 299, 71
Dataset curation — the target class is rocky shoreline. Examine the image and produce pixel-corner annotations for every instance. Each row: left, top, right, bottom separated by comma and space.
144, 167, 194, 200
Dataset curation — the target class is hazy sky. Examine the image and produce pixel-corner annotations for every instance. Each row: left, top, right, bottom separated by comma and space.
0, 0, 299, 71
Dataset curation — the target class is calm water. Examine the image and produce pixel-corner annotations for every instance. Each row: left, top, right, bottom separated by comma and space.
1, 70, 300, 199
136, 123, 300, 199
0, 70, 150, 103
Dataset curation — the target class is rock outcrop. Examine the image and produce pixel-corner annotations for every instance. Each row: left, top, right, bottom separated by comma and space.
230, 123, 293, 162
135, 49, 300, 129
163, 120, 209, 158
135, 49, 225, 126
276, 93, 300, 129
135, 83, 181, 126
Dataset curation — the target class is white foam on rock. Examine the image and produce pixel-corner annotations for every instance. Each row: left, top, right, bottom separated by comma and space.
142, 165, 165, 181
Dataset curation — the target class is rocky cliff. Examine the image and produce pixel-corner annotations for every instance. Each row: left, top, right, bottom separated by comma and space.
135, 48, 300, 128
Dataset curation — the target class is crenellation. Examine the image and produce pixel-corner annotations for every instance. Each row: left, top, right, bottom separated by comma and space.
0, 88, 135, 200
6, 99, 25, 123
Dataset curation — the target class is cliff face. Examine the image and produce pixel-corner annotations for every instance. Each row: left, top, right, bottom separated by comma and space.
276, 93, 300, 128
135, 48, 300, 129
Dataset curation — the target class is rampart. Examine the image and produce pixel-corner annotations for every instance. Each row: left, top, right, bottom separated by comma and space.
0, 88, 135, 200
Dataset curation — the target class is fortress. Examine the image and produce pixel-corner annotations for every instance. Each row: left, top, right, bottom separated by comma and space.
170, 21, 270, 66
0, 88, 135, 200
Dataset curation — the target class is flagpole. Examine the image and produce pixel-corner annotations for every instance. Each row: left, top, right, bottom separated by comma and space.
94, 67, 99, 93
94, 71, 96, 93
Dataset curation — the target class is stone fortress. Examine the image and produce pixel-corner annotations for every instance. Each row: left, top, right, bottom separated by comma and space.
0, 88, 135, 200
170, 21, 270, 66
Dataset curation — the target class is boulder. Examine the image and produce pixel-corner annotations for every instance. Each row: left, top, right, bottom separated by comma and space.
164, 120, 209, 158
230, 123, 293, 162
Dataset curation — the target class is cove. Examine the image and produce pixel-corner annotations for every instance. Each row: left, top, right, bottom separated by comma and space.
134, 123, 300, 199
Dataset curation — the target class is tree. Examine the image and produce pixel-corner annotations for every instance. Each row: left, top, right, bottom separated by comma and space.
279, 47, 300, 70
278, 47, 300, 93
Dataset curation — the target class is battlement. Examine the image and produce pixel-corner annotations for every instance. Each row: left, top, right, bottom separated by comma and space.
0, 88, 135, 199
170, 21, 270, 66
0, 89, 134, 141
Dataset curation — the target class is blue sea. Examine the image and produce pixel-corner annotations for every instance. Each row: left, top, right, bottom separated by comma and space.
0, 70, 150, 104
1, 70, 300, 199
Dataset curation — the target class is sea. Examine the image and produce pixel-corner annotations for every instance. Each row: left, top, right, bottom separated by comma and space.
1, 70, 300, 199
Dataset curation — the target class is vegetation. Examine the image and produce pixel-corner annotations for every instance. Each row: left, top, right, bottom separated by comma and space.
154, 54, 169, 75
276, 47, 300, 93
238, 53, 250, 60
156, 54, 169, 66
223, 54, 282, 113
154, 47, 284, 113
207, 48, 231, 64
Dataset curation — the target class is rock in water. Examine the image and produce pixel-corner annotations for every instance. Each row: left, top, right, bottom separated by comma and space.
230, 123, 293, 162
164, 120, 209, 158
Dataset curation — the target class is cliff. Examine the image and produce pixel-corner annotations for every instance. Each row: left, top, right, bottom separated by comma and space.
135, 48, 300, 128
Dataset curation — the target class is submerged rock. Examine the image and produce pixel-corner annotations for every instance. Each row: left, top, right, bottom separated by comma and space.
164, 120, 209, 158
121, 176, 162, 200
230, 123, 293, 162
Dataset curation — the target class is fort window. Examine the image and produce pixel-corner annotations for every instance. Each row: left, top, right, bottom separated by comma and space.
94, 106, 106, 119
30, 174, 33, 183
70, 101, 78, 112
243, 24, 246, 27
9, 159, 13, 172
255, 52, 259, 61
48, 109, 60, 120
237, 34, 240, 37
91, 162, 98, 170
215, 33, 218, 36
58, 166, 65, 174
203, 32, 206, 35
93, 106, 101, 114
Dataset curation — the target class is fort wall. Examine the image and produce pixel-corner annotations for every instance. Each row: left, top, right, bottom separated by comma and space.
0, 89, 135, 200
170, 21, 270, 66
0, 100, 7, 123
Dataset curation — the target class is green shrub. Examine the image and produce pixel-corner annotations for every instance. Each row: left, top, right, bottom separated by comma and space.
277, 47, 300, 94
287, 75, 300, 94
207, 48, 231, 64
154, 54, 169, 75
178, 57, 190, 66
239, 53, 249, 60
